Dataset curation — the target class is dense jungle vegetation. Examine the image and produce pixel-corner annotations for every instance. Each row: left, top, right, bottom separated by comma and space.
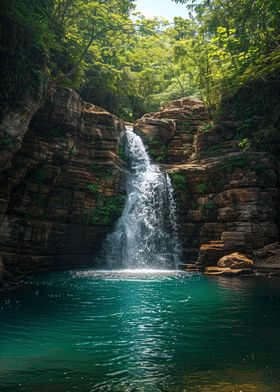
0, 0, 279, 129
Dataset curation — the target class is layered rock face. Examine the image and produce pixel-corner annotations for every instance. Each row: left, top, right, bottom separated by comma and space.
135, 98, 280, 271
0, 88, 126, 276
134, 98, 208, 164
0, 90, 279, 277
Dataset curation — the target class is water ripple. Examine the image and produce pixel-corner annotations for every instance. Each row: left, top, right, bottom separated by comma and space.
0, 270, 280, 392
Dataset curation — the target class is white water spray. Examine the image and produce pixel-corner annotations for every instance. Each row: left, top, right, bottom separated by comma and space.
105, 127, 180, 269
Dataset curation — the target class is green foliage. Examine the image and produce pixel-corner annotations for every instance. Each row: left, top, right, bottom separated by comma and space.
172, 0, 280, 111
1, 0, 279, 126
68, 145, 77, 157
169, 172, 189, 192
197, 182, 208, 193
92, 196, 125, 224
219, 156, 249, 173
155, 154, 166, 162
84, 195, 125, 225
238, 138, 251, 151
118, 146, 126, 160
86, 183, 99, 193
218, 155, 270, 175
201, 202, 216, 210
0, 0, 52, 107
201, 123, 213, 132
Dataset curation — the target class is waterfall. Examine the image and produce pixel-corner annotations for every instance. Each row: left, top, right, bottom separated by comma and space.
105, 127, 180, 269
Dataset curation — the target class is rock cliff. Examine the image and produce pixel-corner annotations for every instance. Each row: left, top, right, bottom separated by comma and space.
0, 87, 126, 278
0, 90, 279, 280
135, 98, 280, 273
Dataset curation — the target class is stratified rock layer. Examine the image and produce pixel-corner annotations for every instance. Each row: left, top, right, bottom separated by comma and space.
0, 88, 126, 275
136, 97, 280, 271
134, 98, 208, 164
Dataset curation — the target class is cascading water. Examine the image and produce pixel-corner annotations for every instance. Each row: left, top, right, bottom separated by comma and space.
105, 127, 180, 269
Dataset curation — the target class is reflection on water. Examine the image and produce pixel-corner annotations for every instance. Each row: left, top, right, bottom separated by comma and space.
0, 270, 280, 392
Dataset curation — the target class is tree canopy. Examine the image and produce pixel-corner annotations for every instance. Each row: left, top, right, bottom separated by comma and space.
0, 0, 279, 119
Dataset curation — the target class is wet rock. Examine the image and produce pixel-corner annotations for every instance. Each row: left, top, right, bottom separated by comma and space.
178, 263, 202, 272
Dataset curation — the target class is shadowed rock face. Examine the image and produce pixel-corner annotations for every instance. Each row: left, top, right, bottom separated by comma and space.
136, 97, 280, 270
0, 87, 126, 276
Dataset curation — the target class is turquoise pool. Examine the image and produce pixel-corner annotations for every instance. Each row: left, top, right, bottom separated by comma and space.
0, 270, 280, 391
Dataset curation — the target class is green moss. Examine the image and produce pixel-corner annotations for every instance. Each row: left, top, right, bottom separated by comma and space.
201, 202, 216, 210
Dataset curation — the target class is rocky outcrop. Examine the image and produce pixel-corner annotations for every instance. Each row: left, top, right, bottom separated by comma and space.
134, 98, 209, 164
254, 243, 280, 276
0, 87, 126, 277
137, 97, 280, 273
204, 252, 254, 276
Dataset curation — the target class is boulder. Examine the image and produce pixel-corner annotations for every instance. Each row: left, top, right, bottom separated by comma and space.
134, 118, 175, 144
217, 252, 254, 269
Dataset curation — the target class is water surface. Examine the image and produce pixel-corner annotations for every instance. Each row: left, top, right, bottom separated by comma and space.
0, 270, 280, 392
